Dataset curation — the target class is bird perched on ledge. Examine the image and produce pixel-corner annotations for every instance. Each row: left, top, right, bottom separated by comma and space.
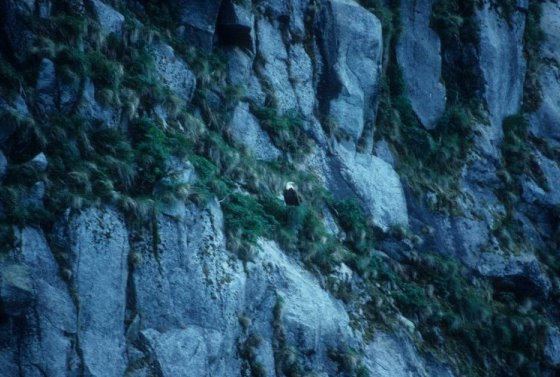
283, 182, 301, 206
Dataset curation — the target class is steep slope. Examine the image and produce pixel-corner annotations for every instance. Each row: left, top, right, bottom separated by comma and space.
0, 0, 558, 376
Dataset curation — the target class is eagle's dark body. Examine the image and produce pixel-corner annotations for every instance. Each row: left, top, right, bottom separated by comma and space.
283, 183, 301, 206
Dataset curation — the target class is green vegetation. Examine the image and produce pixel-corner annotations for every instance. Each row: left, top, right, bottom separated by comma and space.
0, 2, 554, 377
522, 1, 545, 112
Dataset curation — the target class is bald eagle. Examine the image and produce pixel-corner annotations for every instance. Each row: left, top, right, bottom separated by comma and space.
283, 182, 301, 206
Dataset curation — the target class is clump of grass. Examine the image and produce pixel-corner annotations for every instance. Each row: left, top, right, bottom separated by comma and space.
250, 106, 312, 160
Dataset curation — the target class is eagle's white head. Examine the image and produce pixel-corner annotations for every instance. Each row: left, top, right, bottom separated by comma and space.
285, 182, 296, 191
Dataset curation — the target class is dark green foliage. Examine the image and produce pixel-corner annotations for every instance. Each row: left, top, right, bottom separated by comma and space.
224, 193, 276, 242
251, 106, 312, 160
87, 51, 123, 90
502, 115, 530, 177
0, 55, 21, 97
522, 1, 545, 112
129, 118, 169, 192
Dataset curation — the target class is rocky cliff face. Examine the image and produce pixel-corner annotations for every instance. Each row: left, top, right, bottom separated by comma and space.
0, 0, 559, 376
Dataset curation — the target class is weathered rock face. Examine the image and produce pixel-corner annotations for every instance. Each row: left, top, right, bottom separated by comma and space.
477, 1, 526, 150
63, 207, 130, 377
334, 146, 409, 230
0, 227, 78, 377
397, 0, 446, 129
315, 0, 383, 146
229, 102, 281, 161
175, 0, 223, 50
2, 0, 560, 376
89, 0, 125, 36
365, 332, 455, 377
545, 326, 560, 368
152, 43, 197, 103
530, 1, 560, 145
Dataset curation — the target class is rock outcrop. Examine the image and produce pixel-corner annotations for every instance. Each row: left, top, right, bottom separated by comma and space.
0, 0, 559, 376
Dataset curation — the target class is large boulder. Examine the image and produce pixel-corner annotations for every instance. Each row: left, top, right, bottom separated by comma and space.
314, 0, 382, 147
88, 0, 125, 36
0, 227, 78, 376
245, 240, 356, 375
334, 146, 409, 230
0, 264, 34, 317
61, 207, 130, 377
175, 0, 223, 50
397, 0, 446, 129
131, 199, 246, 376
151, 43, 196, 103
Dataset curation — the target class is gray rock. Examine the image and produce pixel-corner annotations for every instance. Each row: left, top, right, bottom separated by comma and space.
8, 227, 78, 376
334, 145, 409, 230
37, 0, 52, 18
314, 0, 382, 146
29, 152, 48, 172
246, 240, 355, 375
289, 43, 316, 118
530, 2, 560, 144
397, 0, 446, 129
406, 171, 505, 268
225, 47, 254, 86
66, 0, 85, 15
133, 200, 246, 374
517, 0, 529, 12
0, 227, 78, 376
89, 0, 125, 36
64, 207, 129, 377
522, 151, 560, 207
364, 332, 455, 377
175, 0, 223, 50
36, 58, 58, 115
152, 43, 196, 103
475, 253, 551, 298
255, 17, 298, 111
531, 65, 560, 144
141, 327, 225, 377
0, 264, 34, 317
24, 181, 46, 210
0, 149, 7, 181
58, 69, 82, 113
228, 102, 281, 161
545, 327, 560, 367
477, 1, 526, 152
78, 79, 121, 128
217, 0, 254, 50
246, 74, 266, 106
1, 0, 35, 63
375, 139, 396, 167
540, 2, 560, 62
